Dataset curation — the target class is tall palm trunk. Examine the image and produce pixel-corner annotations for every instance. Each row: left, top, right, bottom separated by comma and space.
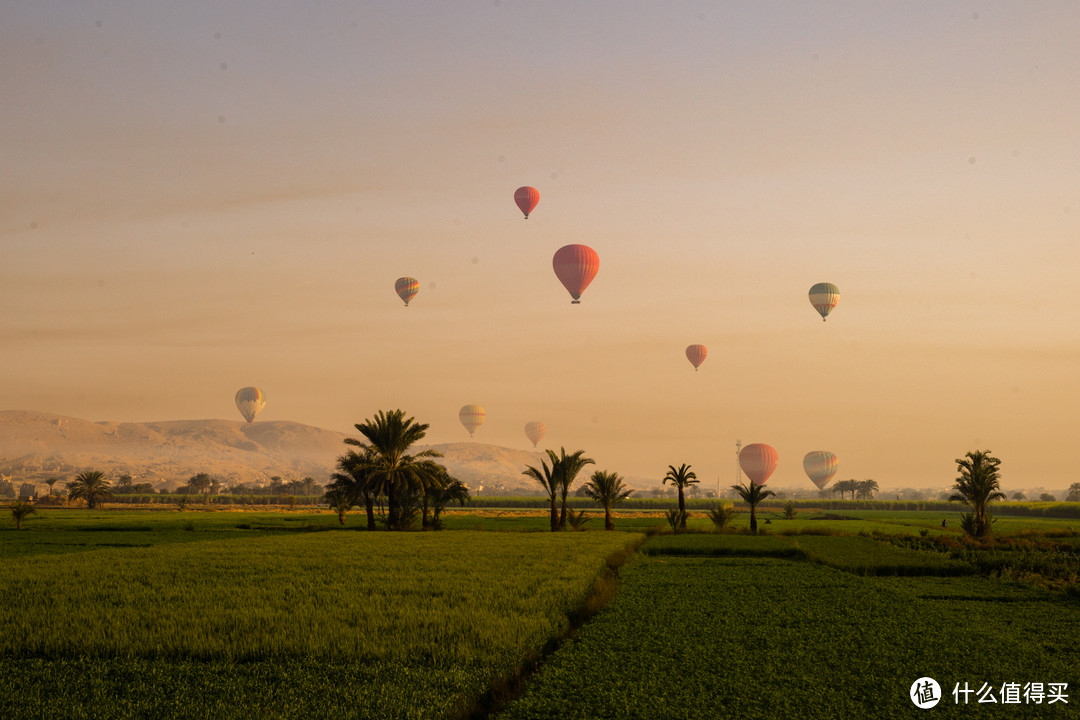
749, 504, 758, 534
604, 506, 613, 531
558, 486, 569, 530
549, 495, 559, 532
678, 488, 687, 529
387, 484, 399, 530
365, 496, 376, 530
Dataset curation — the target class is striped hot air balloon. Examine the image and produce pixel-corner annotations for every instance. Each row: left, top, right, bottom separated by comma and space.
552, 244, 599, 304
395, 277, 419, 307
803, 451, 839, 490
459, 404, 486, 438
808, 282, 839, 321
739, 443, 779, 485
524, 421, 546, 448
685, 344, 707, 371
514, 186, 540, 219
235, 387, 266, 424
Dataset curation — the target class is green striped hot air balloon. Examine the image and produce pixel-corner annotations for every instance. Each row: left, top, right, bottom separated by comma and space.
808, 282, 839, 322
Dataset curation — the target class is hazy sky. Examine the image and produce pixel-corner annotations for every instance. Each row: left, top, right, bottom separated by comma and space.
3, 2, 1078, 491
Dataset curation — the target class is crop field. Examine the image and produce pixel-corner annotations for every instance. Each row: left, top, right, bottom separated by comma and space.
2, 507, 1078, 719
0, 515, 641, 720
498, 552, 1080, 719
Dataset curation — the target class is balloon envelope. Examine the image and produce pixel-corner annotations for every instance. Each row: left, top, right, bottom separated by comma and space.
524, 421, 546, 448
809, 282, 839, 321
235, 387, 266, 424
552, 244, 599, 304
459, 404, 486, 437
395, 277, 419, 307
739, 443, 778, 485
685, 344, 708, 371
803, 451, 839, 490
514, 186, 540, 219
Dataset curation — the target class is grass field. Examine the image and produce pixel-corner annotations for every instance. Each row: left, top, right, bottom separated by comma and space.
498, 538, 1080, 719
0, 513, 641, 719
2, 506, 1078, 719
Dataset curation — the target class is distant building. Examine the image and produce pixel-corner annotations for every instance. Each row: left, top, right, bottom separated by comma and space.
18, 483, 37, 502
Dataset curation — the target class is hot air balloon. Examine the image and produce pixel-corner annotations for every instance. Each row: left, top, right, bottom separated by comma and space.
552, 244, 599, 304
514, 186, 539, 219
395, 277, 419, 307
685, 344, 708, 371
459, 404, 485, 438
739, 443, 778, 485
809, 282, 839, 321
524, 421, 546, 448
235, 387, 266, 424
803, 451, 839, 490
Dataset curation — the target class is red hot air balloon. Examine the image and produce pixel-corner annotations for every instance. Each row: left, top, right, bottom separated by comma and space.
395, 277, 419, 307
514, 186, 540, 219
552, 244, 599, 304
739, 443, 779, 485
685, 344, 707, 371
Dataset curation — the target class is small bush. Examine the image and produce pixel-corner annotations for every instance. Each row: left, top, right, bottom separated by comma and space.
706, 504, 737, 532
566, 509, 590, 531
9, 501, 36, 530
665, 509, 686, 533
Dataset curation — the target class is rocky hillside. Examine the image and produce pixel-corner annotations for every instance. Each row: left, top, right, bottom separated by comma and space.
0, 410, 544, 493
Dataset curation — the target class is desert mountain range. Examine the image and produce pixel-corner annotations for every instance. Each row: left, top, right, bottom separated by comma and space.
0, 410, 545, 493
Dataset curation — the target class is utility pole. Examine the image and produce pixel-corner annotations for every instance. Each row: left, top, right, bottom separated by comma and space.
734, 440, 743, 490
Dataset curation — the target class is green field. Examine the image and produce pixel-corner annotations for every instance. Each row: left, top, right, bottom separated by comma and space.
2, 507, 1078, 719
496, 556, 1080, 719
1, 511, 641, 719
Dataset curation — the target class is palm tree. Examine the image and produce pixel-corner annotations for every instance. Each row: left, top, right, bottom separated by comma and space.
732, 480, 775, 534
707, 503, 737, 531
856, 478, 879, 500
421, 466, 470, 530
324, 487, 353, 525
186, 473, 213, 502
45, 477, 60, 496
329, 448, 381, 529
523, 454, 560, 532
9, 500, 36, 529
344, 410, 443, 530
66, 470, 111, 509
949, 450, 1005, 538
663, 463, 698, 529
552, 448, 595, 530
583, 470, 633, 530
832, 478, 858, 501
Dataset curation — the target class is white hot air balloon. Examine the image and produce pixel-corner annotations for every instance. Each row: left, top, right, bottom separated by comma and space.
459, 404, 486, 438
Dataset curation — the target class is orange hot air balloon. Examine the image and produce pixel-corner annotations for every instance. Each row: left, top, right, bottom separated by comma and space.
395, 277, 419, 307
524, 421, 546, 448
459, 404, 485, 438
552, 244, 599, 304
514, 186, 540, 219
739, 443, 779, 485
685, 344, 708, 371
803, 451, 839, 490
